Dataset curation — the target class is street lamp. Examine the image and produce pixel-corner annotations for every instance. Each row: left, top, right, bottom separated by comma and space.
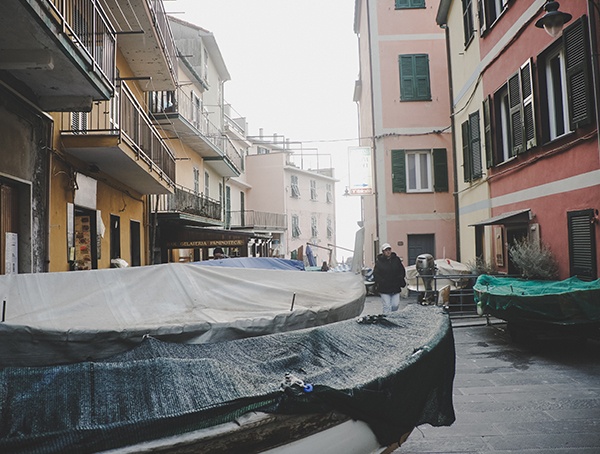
535, 0, 572, 37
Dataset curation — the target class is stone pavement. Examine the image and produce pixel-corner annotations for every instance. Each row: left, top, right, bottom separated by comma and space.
362, 296, 600, 453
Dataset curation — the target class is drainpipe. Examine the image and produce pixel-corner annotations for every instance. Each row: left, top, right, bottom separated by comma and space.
441, 23, 461, 262
366, 0, 381, 256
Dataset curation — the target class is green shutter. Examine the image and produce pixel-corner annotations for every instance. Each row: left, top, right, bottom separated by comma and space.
391, 150, 406, 193
433, 149, 448, 192
396, 0, 425, 8
469, 111, 482, 179
564, 17, 593, 130
521, 59, 537, 150
461, 121, 472, 183
399, 54, 431, 101
507, 72, 523, 156
415, 55, 431, 100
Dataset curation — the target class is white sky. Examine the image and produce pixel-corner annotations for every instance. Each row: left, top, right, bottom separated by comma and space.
169, 0, 362, 260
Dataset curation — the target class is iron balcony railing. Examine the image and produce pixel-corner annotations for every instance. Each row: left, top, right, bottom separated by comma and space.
150, 185, 221, 221
149, 89, 243, 173
227, 211, 287, 230
148, 0, 177, 83
60, 82, 175, 185
48, 0, 116, 86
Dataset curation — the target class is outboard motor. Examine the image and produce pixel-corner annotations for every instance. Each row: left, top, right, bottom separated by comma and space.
415, 254, 436, 304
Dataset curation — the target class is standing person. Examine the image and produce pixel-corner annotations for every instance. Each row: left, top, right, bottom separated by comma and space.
373, 243, 407, 314
213, 247, 228, 260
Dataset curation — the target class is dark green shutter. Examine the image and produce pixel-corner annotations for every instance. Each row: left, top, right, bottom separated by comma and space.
396, 0, 425, 8
469, 111, 482, 179
461, 120, 471, 182
568, 209, 597, 279
391, 149, 406, 193
564, 17, 593, 129
508, 72, 523, 156
433, 149, 448, 192
521, 59, 537, 150
399, 55, 431, 101
483, 96, 493, 168
415, 55, 431, 100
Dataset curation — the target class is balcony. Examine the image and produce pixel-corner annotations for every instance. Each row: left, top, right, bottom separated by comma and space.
150, 185, 222, 225
60, 82, 175, 194
0, 0, 115, 111
150, 89, 243, 177
99, 0, 177, 90
227, 211, 287, 230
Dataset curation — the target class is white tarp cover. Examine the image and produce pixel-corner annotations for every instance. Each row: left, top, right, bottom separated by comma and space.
405, 258, 471, 292
0, 263, 365, 366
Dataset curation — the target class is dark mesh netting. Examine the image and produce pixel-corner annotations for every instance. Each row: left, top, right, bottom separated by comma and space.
0, 305, 455, 453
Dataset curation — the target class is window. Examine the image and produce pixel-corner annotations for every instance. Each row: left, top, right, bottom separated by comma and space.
204, 171, 209, 197
391, 149, 448, 193
292, 214, 301, 238
240, 191, 245, 226
326, 184, 333, 203
110, 215, 120, 260
203, 48, 209, 83
395, 0, 425, 9
478, 0, 510, 35
291, 175, 300, 198
257, 146, 269, 155
461, 111, 483, 182
311, 216, 318, 238
193, 167, 200, 194
462, 0, 475, 45
538, 17, 593, 143
491, 59, 536, 165
327, 217, 333, 239
310, 180, 317, 200
399, 54, 431, 101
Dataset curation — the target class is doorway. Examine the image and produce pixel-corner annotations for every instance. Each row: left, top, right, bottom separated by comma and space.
407, 234, 435, 267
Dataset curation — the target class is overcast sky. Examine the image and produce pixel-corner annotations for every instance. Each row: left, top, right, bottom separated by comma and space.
169, 0, 362, 260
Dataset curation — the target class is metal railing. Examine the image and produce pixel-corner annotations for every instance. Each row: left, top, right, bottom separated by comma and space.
150, 185, 221, 221
148, 0, 177, 84
227, 211, 287, 230
60, 82, 176, 185
47, 0, 115, 86
411, 273, 478, 317
149, 88, 243, 172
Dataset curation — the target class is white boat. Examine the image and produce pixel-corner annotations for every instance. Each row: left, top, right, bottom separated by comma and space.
0, 261, 365, 367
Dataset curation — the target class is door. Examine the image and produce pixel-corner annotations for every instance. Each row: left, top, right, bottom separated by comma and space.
407, 234, 435, 267
0, 182, 19, 275
506, 225, 528, 275
74, 208, 97, 270
568, 209, 597, 280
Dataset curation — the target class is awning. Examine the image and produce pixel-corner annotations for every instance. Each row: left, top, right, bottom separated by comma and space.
469, 208, 532, 227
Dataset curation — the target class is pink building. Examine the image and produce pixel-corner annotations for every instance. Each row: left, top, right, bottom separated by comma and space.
438, 0, 600, 279
354, 0, 455, 267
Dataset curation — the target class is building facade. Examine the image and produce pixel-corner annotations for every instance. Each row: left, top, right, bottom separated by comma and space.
439, 0, 600, 280
245, 134, 337, 265
353, 0, 456, 268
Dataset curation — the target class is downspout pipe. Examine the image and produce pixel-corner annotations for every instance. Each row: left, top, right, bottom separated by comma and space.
440, 23, 461, 262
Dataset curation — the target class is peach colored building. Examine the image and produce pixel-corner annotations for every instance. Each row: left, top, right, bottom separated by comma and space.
354, 0, 456, 267
245, 134, 337, 265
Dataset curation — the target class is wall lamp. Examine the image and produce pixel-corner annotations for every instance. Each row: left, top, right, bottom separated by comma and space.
535, 0, 573, 37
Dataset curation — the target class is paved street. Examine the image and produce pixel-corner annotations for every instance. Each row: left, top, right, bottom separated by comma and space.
362, 296, 600, 453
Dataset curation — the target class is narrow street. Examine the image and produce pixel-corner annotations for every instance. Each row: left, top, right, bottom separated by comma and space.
363, 296, 600, 453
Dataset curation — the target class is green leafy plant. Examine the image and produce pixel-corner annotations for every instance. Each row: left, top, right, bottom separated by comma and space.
508, 237, 559, 280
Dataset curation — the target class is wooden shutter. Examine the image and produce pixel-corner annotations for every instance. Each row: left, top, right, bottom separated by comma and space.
461, 121, 472, 182
396, 0, 410, 8
507, 72, 523, 156
433, 149, 449, 192
564, 17, 593, 130
469, 111, 483, 179
399, 56, 415, 100
520, 59, 537, 150
568, 209, 597, 279
483, 96, 493, 168
391, 149, 406, 193
415, 55, 431, 100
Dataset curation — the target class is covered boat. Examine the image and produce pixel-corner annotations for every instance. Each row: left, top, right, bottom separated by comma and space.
474, 275, 600, 338
0, 262, 365, 367
0, 305, 456, 454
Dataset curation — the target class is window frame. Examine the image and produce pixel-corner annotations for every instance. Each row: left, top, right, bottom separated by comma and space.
391, 149, 448, 193
290, 175, 300, 198
292, 214, 301, 238
310, 179, 317, 201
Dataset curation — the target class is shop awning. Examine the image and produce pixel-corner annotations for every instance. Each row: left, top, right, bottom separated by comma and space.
469, 208, 531, 227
